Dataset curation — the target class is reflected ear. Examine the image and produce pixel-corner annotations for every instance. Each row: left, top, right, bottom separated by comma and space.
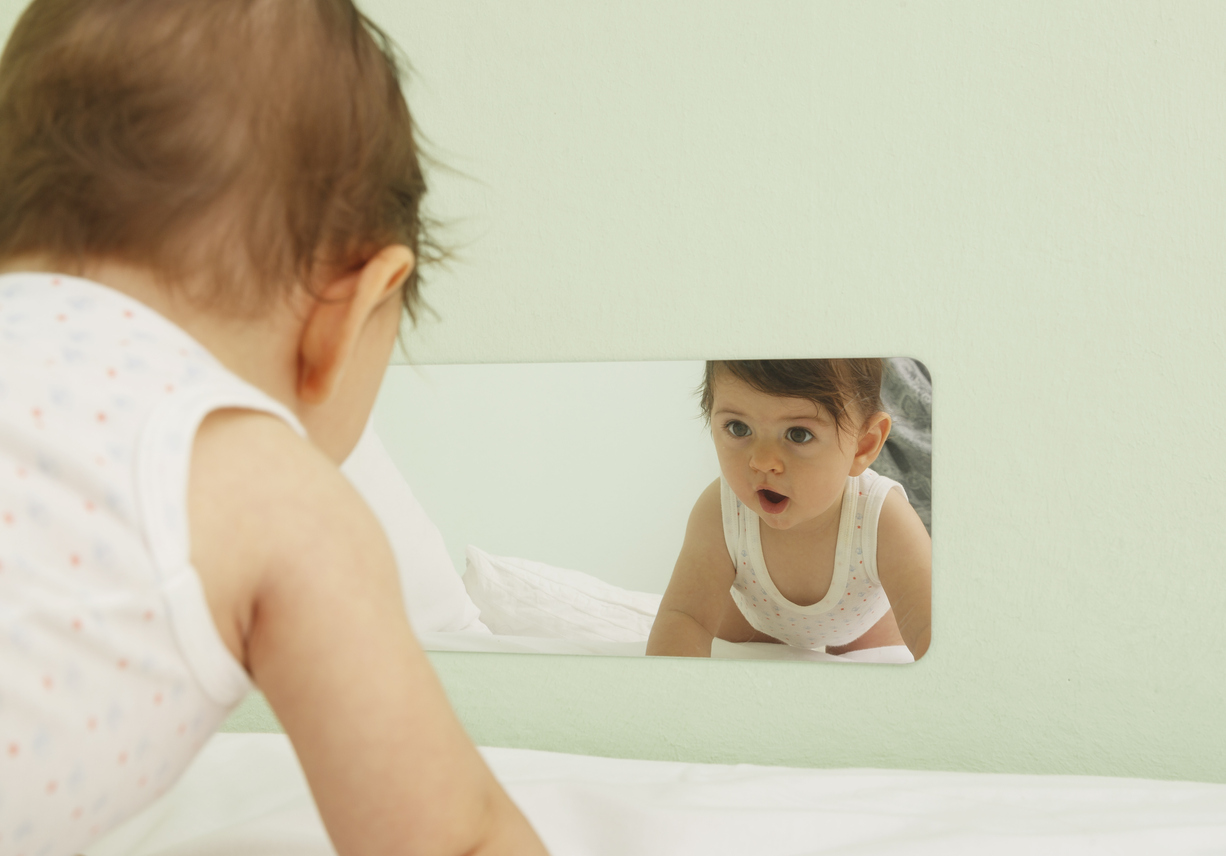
296, 245, 415, 406
848, 411, 891, 477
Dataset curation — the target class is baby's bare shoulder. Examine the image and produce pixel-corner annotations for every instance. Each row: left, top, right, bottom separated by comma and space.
877, 488, 930, 556
188, 409, 389, 665
190, 409, 372, 547
676, 477, 732, 572
692, 476, 723, 520
875, 487, 931, 659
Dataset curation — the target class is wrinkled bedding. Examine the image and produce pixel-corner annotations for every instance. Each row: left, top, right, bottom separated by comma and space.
455, 547, 915, 662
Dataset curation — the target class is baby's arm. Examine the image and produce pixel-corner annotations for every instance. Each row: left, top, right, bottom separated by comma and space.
190, 411, 546, 856
646, 479, 737, 657
875, 488, 932, 661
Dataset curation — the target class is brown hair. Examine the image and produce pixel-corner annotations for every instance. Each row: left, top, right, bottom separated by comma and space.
0, 0, 442, 318
699, 359, 884, 436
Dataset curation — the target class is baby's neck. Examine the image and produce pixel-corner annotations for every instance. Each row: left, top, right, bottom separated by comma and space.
781, 494, 846, 541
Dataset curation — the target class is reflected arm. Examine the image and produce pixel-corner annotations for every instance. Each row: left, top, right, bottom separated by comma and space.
875, 487, 932, 661
646, 479, 735, 658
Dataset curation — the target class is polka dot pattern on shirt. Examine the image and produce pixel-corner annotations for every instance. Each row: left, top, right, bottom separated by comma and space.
0, 274, 297, 856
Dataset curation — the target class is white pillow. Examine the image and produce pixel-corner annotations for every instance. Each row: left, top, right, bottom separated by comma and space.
463, 546, 663, 642
342, 423, 489, 635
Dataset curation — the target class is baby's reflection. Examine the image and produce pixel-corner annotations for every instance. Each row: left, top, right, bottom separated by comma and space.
647, 359, 932, 661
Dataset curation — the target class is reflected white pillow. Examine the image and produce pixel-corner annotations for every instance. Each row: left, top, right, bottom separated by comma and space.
342, 423, 489, 635
463, 546, 662, 642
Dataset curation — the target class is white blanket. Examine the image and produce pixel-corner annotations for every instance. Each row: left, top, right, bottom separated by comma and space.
87, 734, 1226, 855
418, 631, 916, 663
455, 548, 916, 662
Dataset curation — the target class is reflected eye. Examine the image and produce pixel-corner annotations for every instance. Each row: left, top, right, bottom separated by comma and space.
724, 420, 751, 438
785, 427, 814, 444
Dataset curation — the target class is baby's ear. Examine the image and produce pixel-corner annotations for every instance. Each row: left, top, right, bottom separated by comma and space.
848, 411, 891, 476
296, 246, 414, 406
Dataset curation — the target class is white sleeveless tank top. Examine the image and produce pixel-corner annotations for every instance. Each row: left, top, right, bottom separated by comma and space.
0, 272, 305, 856
721, 468, 904, 649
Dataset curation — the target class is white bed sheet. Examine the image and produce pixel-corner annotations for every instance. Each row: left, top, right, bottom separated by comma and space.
421, 630, 650, 658
86, 734, 1226, 856
419, 631, 915, 663
446, 550, 915, 663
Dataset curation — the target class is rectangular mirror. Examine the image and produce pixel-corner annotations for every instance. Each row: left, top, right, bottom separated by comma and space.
366, 358, 931, 663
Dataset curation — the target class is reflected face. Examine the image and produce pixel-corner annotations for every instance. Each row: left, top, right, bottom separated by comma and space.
710, 372, 862, 534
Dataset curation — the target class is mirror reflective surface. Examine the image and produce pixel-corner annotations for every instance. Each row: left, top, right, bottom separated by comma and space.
369, 358, 931, 662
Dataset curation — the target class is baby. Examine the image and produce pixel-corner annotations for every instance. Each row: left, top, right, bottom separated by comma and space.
646, 359, 932, 660
0, 1, 546, 854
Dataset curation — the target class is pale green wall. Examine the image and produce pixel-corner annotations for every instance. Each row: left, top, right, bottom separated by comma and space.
4, 0, 1223, 783
366, 0, 1226, 784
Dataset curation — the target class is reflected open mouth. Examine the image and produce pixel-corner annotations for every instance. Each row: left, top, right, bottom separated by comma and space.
757, 488, 789, 514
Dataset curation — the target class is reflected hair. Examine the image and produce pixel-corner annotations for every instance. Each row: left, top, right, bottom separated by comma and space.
0, 0, 444, 318
699, 359, 884, 435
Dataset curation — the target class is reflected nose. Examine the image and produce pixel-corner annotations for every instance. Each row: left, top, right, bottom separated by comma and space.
748, 440, 784, 474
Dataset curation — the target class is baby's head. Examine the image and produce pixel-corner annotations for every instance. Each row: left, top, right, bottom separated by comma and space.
700, 359, 888, 530
0, 0, 436, 318
699, 359, 884, 437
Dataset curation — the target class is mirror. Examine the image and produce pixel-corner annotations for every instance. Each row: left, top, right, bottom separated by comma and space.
368, 358, 931, 663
